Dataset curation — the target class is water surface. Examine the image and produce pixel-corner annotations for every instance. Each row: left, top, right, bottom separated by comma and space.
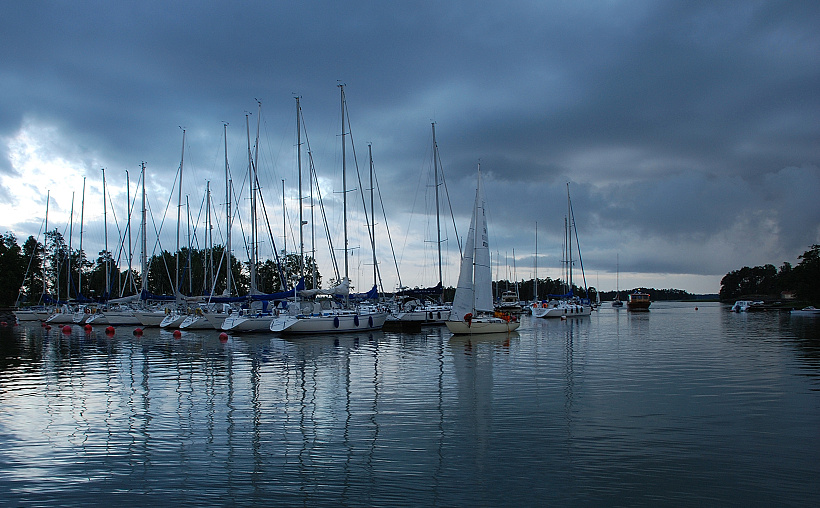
1, 302, 818, 506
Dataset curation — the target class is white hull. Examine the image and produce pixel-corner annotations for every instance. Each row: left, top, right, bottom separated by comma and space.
133, 310, 168, 327
45, 308, 76, 324
445, 318, 520, 335
201, 312, 228, 330
179, 315, 216, 329
531, 301, 592, 318
270, 311, 388, 334
222, 314, 274, 332
159, 312, 188, 328
101, 311, 141, 326
16, 307, 52, 321
388, 306, 450, 324
73, 310, 93, 324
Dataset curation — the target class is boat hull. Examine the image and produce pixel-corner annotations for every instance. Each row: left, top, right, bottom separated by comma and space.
222, 314, 274, 332
532, 302, 592, 318
179, 315, 216, 329
133, 310, 169, 327
159, 313, 188, 328
446, 318, 520, 334
270, 311, 388, 334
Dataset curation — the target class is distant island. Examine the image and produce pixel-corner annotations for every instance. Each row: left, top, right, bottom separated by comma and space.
719, 244, 819, 306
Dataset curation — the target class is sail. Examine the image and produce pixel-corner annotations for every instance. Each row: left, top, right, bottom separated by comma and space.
451, 182, 479, 319
472, 172, 493, 312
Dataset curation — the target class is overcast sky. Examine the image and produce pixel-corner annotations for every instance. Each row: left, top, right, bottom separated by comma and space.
1, 0, 818, 295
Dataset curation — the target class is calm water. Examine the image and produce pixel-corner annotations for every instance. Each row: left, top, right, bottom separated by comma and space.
1, 302, 819, 506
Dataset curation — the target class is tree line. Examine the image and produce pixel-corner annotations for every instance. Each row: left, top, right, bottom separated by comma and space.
1, 230, 322, 307
719, 245, 819, 303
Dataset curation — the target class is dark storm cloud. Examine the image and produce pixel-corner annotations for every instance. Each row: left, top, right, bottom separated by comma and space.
1, 0, 818, 292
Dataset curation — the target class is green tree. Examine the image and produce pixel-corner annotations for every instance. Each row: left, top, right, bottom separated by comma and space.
794, 245, 820, 303
21, 235, 44, 301
0, 233, 25, 306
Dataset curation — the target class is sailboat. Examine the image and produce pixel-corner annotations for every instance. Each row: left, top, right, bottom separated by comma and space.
532, 183, 592, 318
612, 254, 623, 308
446, 167, 519, 335
387, 122, 452, 326
270, 87, 388, 334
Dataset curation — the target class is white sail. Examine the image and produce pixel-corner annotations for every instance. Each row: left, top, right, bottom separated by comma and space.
446, 168, 519, 335
451, 187, 478, 320
473, 174, 493, 313
452, 170, 495, 316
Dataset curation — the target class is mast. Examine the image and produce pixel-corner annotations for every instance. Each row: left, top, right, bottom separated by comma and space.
186, 195, 192, 296
67, 191, 74, 299
254, 103, 261, 290
78, 177, 86, 297
339, 84, 349, 286
102, 168, 109, 299
282, 179, 286, 257
534, 221, 538, 301
206, 181, 214, 294
140, 163, 147, 298
567, 182, 573, 292
224, 124, 232, 296
126, 170, 133, 295
473, 165, 481, 313
176, 130, 186, 300
43, 190, 49, 300
432, 122, 443, 302
246, 111, 256, 294
296, 96, 305, 284
368, 143, 376, 288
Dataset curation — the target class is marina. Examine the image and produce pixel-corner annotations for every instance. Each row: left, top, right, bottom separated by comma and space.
2, 302, 818, 506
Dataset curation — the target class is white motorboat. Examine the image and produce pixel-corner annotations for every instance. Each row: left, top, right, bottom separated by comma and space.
731, 300, 764, 312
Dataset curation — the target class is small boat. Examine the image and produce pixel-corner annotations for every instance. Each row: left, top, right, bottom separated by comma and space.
731, 300, 764, 312
791, 306, 820, 315
446, 167, 519, 335
627, 291, 651, 311
496, 290, 524, 314
532, 299, 593, 318
612, 254, 623, 307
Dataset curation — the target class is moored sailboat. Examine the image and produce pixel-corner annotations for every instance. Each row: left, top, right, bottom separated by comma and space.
446, 167, 519, 335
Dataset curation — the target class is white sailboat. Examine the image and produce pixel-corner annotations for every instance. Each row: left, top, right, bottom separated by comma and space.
446, 167, 519, 335
531, 183, 592, 319
387, 122, 452, 326
612, 254, 623, 308
270, 88, 388, 334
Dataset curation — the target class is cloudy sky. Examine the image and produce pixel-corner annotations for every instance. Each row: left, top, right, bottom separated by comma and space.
1, 0, 818, 295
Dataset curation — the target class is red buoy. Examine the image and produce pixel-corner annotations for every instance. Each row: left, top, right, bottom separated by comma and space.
105, 326, 115, 335
62, 325, 72, 334
0, 321, 7, 327
219, 332, 229, 342
133, 327, 143, 336
84, 324, 93, 332
173, 329, 182, 339
44, 324, 51, 331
